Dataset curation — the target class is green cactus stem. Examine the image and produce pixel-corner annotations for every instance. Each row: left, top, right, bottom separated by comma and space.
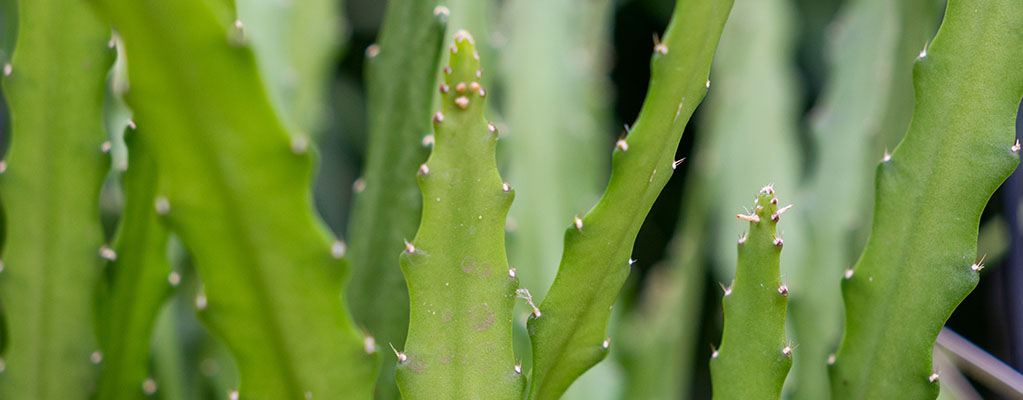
345, 2, 448, 398
88, 0, 379, 398
236, 0, 346, 136
710, 186, 792, 399
395, 30, 523, 400
94, 129, 174, 400
0, 0, 113, 397
525, 0, 733, 398
829, 0, 1023, 398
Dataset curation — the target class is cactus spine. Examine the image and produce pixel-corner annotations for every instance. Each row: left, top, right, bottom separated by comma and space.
396, 31, 523, 399
89, 0, 378, 397
346, 3, 447, 398
830, 0, 1023, 397
0, 0, 113, 397
526, 0, 733, 398
710, 186, 792, 399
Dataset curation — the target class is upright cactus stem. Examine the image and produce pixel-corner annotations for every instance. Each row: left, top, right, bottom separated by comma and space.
830, 0, 1023, 398
397, 31, 523, 400
526, 0, 733, 398
711, 186, 792, 400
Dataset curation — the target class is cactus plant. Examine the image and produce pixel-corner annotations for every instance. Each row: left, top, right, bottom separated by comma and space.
0, 0, 1020, 399
710, 186, 792, 399
87, 0, 378, 398
829, 0, 1023, 398
0, 0, 113, 398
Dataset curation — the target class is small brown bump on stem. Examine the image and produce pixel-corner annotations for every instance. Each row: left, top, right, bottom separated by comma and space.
352, 177, 366, 193
154, 196, 170, 215
778, 284, 788, 296
0, 160, 6, 174
628, 258, 636, 266
454, 29, 475, 44
142, 378, 157, 395
760, 184, 775, 195
602, 338, 610, 350
99, 245, 117, 261
90, 350, 103, 364
454, 96, 469, 108
476, 69, 482, 79
404, 239, 416, 254
711, 345, 719, 359
615, 138, 629, 152
127, 120, 137, 130
418, 163, 430, 175
508, 268, 516, 278
168, 271, 181, 286
918, 42, 928, 59
234, 19, 243, 30
672, 158, 686, 170
331, 240, 347, 259
514, 362, 522, 374
738, 233, 747, 244
478, 88, 486, 97
443, 66, 451, 75
2, 63, 10, 76
770, 198, 778, 205
1011, 139, 1021, 154
502, 182, 511, 192
573, 216, 583, 231
720, 281, 732, 296
928, 373, 939, 383
432, 5, 450, 18
488, 122, 497, 134
389, 343, 407, 363
449, 44, 457, 54
882, 148, 892, 162
433, 111, 444, 123
439, 83, 449, 93
705, 79, 711, 89
455, 82, 467, 92
230, 390, 240, 400
100, 141, 112, 153
844, 268, 854, 279
782, 345, 793, 357
108, 38, 116, 49
365, 44, 380, 58
422, 134, 435, 147
652, 33, 668, 55
469, 82, 481, 92
473, 50, 480, 60
773, 236, 783, 248
363, 336, 377, 354
827, 354, 836, 365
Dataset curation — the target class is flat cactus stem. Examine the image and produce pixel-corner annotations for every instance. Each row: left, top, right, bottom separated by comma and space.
88, 0, 378, 398
830, 0, 1023, 398
0, 0, 112, 398
710, 187, 792, 399
345, 2, 447, 398
236, 0, 345, 135
95, 130, 173, 400
396, 32, 523, 400
525, 0, 734, 398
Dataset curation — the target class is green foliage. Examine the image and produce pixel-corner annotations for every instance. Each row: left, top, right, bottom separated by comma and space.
95, 130, 173, 400
526, 0, 733, 398
0, 0, 1019, 399
396, 31, 523, 399
87, 0, 377, 398
345, 3, 447, 398
710, 187, 792, 399
830, 0, 1023, 397
0, 0, 112, 398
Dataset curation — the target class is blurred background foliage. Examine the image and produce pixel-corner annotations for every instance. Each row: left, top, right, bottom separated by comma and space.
0, 0, 1019, 398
